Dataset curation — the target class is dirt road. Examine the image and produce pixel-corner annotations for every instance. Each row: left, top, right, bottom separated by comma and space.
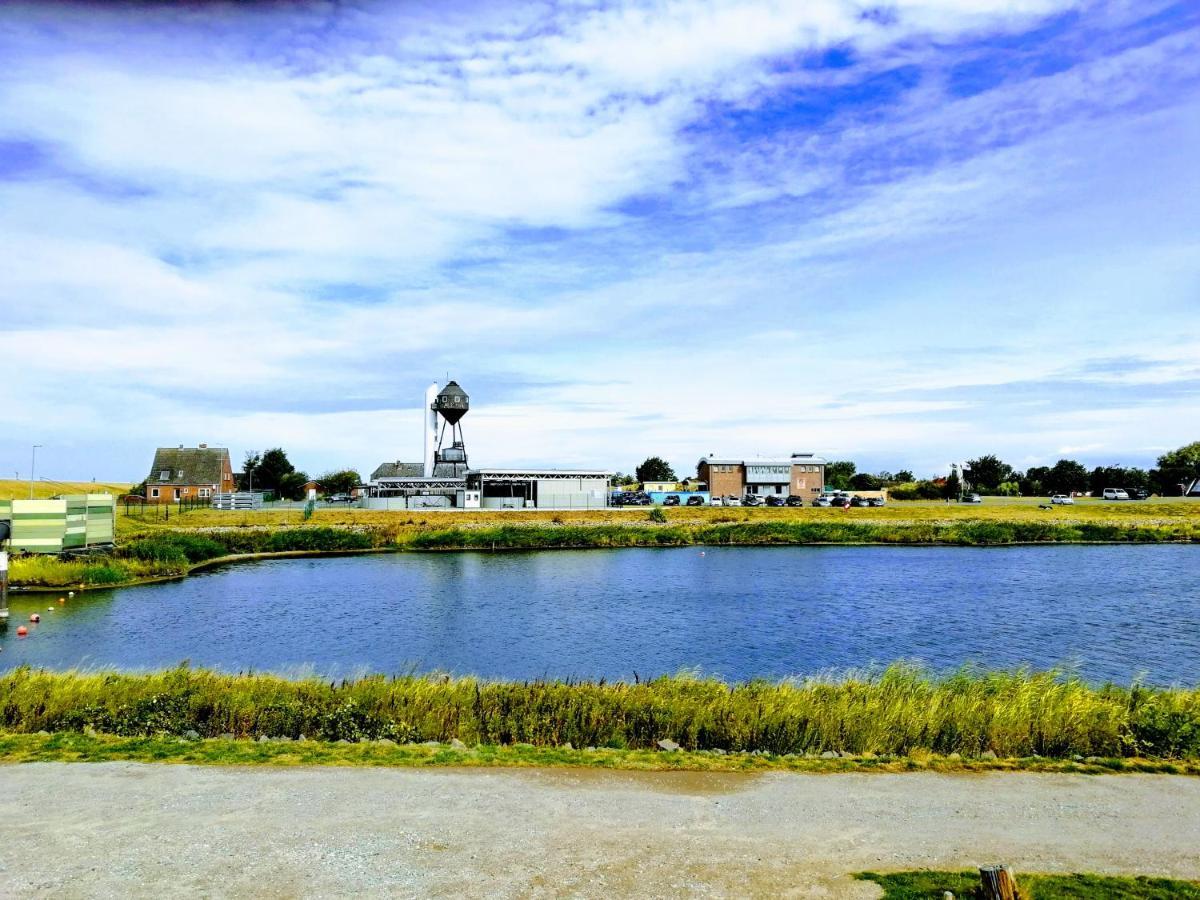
1, 764, 1198, 898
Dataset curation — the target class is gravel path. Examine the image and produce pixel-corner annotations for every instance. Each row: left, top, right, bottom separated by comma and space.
1, 764, 1198, 898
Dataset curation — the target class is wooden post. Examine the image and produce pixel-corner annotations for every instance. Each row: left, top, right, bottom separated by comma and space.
0, 548, 9, 624
979, 865, 1020, 900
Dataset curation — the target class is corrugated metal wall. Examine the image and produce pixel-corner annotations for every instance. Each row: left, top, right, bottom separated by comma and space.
0, 495, 116, 554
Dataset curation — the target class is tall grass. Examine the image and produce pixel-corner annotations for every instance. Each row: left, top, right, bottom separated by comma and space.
2, 665, 1197, 758
408, 519, 1200, 550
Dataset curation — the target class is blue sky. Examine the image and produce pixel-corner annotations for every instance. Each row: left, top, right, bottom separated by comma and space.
1, 0, 1198, 483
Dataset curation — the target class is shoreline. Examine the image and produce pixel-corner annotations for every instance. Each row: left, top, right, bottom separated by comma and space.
8, 518, 1199, 592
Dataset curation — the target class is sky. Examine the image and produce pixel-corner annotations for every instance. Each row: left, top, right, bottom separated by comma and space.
1, 0, 1198, 484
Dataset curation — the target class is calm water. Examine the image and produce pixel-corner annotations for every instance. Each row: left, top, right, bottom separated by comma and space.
2, 546, 1198, 684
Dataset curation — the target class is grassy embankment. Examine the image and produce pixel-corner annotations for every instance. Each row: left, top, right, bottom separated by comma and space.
9, 499, 1200, 589
1, 665, 1199, 773
0, 479, 130, 500
857, 870, 1200, 899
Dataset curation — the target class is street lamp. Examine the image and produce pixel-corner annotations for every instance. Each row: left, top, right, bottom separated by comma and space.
29, 445, 43, 500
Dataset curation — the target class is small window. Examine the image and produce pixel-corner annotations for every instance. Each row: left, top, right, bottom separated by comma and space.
159, 470, 170, 480
151, 488, 159, 498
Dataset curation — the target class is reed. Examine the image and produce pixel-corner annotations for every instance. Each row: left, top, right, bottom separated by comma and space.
1, 665, 1197, 759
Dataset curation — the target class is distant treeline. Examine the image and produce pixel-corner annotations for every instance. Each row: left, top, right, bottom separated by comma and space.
828, 441, 1200, 497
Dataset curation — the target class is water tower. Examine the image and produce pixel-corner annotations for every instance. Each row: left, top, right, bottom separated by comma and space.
430, 380, 470, 477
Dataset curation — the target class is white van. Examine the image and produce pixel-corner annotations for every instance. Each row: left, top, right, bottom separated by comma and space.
1101, 488, 1130, 500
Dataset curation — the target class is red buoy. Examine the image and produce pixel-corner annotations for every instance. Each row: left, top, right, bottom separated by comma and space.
16, 626, 28, 637
29, 613, 41, 623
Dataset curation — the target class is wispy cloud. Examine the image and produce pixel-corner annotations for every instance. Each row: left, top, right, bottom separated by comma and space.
1, 0, 1197, 481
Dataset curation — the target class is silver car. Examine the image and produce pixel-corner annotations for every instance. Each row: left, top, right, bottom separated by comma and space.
1050, 494, 1074, 505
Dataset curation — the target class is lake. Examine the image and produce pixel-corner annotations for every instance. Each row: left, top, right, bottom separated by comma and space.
2, 545, 1198, 684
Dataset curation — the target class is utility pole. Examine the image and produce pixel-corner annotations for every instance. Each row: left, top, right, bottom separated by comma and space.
30, 444, 43, 499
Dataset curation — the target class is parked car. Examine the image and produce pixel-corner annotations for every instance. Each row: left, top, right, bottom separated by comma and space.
686, 495, 705, 506
709, 496, 725, 507
765, 495, 785, 507
867, 497, 886, 507
742, 495, 763, 507
849, 496, 868, 507
622, 492, 651, 506
662, 494, 681, 506
961, 493, 982, 503
1133, 489, 1150, 500
785, 495, 805, 507
1050, 494, 1074, 505
724, 496, 741, 507
327, 493, 351, 503
829, 495, 851, 508
1102, 488, 1130, 500
812, 496, 833, 507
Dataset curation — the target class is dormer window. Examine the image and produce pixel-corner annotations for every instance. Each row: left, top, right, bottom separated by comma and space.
160, 470, 170, 480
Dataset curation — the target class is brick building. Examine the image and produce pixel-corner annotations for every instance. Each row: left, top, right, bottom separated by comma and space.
697, 453, 826, 501
144, 444, 235, 503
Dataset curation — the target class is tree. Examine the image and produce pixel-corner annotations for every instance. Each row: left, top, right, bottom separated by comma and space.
611, 472, 638, 487
893, 470, 915, 484
1153, 442, 1200, 496
242, 447, 300, 496
277, 471, 310, 501
942, 472, 961, 500
1044, 459, 1089, 495
825, 460, 856, 490
850, 472, 882, 491
636, 457, 676, 483
318, 470, 362, 496
1089, 465, 1150, 496
238, 452, 261, 491
1020, 465, 1052, 497
965, 455, 1016, 493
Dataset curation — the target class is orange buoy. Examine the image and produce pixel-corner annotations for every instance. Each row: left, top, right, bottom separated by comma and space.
58, 598, 65, 604
29, 613, 40, 623
16, 626, 28, 637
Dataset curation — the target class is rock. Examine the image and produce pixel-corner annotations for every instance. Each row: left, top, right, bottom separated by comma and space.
449, 738, 467, 750
298, 734, 307, 742
335, 739, 351, 745
712, 748, 726, 755
36, 730, 50, 737
1085, 756, 1104, 764
376, 738, 397, 746
656, 739, 680, 752
980, 750, 998, 760
273, 736, 293, 743
183, 730, 200, 741
839, 751, 853, 758
585, 746, 597, 752
257, 735, 271, 743
422, 740, 441, 748
820, 750, 839, 759
560, 742, 574, 751
219, 733, 236, 741
83, 726, 98, 738
1072, 754, 1084, 762
947, 752, 962, 760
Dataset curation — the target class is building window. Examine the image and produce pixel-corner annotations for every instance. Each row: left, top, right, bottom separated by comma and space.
159, 470, 170, 480
151, 488, 159, 498
199, 488, 211, 498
